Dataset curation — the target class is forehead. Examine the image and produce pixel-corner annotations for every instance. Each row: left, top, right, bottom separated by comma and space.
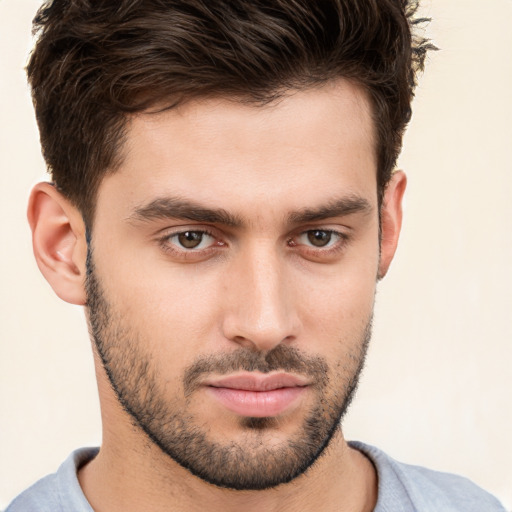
96, 79, 377, 222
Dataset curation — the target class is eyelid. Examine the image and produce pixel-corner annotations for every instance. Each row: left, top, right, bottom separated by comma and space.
292, 226, 348, 242
156, 224, 222, 241
288, 228, 350, 260
156, 226, 226, 258
168, 230, 216, 250
295, 229, 345, 247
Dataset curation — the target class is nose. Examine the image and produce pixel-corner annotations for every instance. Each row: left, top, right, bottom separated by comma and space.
221, 243, 300, 352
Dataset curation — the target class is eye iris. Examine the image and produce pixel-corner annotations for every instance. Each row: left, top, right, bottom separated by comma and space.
178, 231, 203, 249
307, 230, 331, 247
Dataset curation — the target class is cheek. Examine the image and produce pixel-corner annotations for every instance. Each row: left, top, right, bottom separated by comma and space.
295, 252, 378, 360
133, 288, 219, 363
300, 279, 375, 349
93, 247, 224, 373
298, 245, 379, 318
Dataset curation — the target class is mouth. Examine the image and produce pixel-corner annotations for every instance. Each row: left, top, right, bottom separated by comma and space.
203, 373, 310, 418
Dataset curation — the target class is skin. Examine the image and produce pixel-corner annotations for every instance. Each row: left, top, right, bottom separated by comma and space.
28, 79, 406, 512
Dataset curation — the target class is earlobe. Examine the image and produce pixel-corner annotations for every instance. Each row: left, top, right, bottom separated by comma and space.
28, 182, 88, 305
378, 170, 407, 280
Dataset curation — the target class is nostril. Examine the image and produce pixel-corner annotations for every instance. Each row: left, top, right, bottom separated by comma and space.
231, 335, 257, 350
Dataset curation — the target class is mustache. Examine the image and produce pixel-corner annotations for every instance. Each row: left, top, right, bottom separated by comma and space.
183, 344, 329, 395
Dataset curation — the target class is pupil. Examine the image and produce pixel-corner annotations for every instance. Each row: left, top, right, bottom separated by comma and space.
307, 230, 331, 247
178, 231, 202, 249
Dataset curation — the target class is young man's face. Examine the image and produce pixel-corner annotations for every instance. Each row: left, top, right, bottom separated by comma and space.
85, 80, 402, 489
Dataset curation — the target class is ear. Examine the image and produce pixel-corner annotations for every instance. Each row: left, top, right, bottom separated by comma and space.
27, 182, 88, 305
378, 170, 407, 280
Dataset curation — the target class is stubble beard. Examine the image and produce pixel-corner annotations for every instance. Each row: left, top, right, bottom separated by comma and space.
85, 251, 372, 490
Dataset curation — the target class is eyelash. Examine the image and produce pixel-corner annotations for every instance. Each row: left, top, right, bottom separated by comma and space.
288, 229, 348, 257
157, 228, 349, 261
157, 228, 222, 259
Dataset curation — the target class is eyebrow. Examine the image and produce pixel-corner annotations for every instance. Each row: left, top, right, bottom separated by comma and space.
128, 194, 372, 228
287, 196, 373, 224
128, 197, 243, 227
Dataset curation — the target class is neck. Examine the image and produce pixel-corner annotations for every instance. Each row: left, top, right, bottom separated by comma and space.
78, 426, 377, 512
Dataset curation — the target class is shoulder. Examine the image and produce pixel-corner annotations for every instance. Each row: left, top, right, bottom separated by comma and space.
349, 441, 507, 512
5, 448, 98, 512
6, 472, 62, 512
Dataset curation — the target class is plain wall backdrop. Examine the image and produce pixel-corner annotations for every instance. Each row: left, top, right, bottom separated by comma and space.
1, 0, 511, 509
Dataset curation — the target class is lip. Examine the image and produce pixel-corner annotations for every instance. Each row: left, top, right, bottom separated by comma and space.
204, 373, 309, 418
205, 372, 310, 391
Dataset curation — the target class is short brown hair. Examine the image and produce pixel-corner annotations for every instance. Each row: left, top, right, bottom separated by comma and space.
27, 0, 434, 226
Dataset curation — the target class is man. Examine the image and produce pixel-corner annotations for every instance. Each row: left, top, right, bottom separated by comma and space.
5, 0, 507, 511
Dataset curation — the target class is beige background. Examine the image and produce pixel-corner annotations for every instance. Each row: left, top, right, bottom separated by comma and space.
1, 0, 511, 509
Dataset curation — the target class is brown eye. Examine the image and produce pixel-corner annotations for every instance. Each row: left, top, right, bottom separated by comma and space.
177, 231, 206, 249
306, 230, 332, 247
160, 229, 224, 258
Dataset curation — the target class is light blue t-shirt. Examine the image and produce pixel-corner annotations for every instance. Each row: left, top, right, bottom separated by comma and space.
6, 442, 507, 511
